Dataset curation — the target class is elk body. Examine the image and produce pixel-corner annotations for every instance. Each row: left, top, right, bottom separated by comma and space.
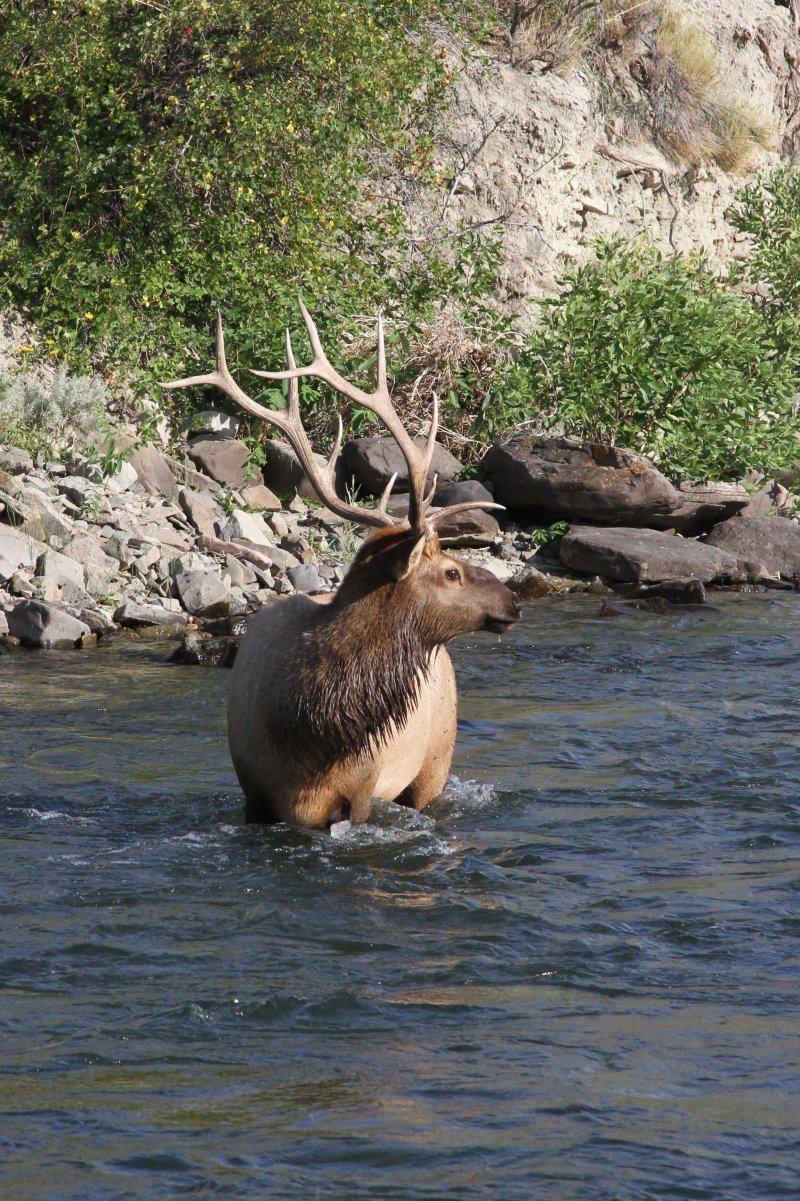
163, 305, 520, 828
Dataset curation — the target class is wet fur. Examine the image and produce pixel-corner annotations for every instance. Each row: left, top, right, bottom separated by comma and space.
227, 528, 520, 827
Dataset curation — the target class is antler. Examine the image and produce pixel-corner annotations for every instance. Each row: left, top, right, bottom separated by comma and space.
160, 315, 396, 530
161, 304, 505, 535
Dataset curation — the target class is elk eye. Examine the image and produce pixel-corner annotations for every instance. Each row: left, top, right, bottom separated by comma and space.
445, 567, 460, 582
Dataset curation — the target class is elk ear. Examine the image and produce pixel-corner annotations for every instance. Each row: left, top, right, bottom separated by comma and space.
387, 532, 428, 581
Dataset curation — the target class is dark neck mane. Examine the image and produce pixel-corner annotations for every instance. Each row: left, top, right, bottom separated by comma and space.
274, 578, 440, 776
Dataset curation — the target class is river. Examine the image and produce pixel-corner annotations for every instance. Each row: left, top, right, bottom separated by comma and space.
2, 592, 799, 1200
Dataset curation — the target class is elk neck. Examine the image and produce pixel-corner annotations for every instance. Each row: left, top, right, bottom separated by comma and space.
274, 540, 448, 775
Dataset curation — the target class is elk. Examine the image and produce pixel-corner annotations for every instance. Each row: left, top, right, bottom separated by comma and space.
162, 303, 521, 828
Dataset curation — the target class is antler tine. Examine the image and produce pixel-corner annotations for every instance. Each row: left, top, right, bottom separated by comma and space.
251, 301, 441, 535
428, 500, 506, 529
160, 314, 291, 430
161, 315, 394, 531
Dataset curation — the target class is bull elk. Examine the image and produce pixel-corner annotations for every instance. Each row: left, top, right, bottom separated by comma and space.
162, 303, 521, 828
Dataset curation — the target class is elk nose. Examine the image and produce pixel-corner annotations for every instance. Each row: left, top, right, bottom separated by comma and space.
511, 595, 522, 619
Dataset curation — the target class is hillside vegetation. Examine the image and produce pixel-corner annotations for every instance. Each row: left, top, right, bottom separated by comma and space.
1, 0, 799, 481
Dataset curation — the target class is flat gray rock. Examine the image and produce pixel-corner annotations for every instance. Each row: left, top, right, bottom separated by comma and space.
174, 569, 233, 618
178, 486, 224, 539
705, 515, 800, 579
660, 481, 750, 534
481, 435, 680, 525
114, 601, 189, 628
287, 563, 325, 593
0, 528, 37, 581
343, 435, 461, 495
186, 437, 250, 488
129, 444, 177, 497
560, 525, 740, 583
8, 600, 92, 648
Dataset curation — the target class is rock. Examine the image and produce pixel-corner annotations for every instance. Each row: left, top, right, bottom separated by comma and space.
239, 482, 282, 511
56, 475, 103, 508
170, 631, 239, 667
74, 607, 116, 637
659, 481, 750, 534
185, 436, 250, 488
217, 509, 274, 548
342, 435, 461, 495
560, 525, 739, 583
618, 578, 709, 605
168, 457, 222, 494
113, 601, 190, 629
600, 597, 717, 617
7, 599, 92, 649
509, 565, 550, 599
480, 435, 680, 525
128, 444, 177, 497
185, 408, 240, 439
435, 479, 496, 508
104, 459, 139, 494
35, 545, 86, 590
16, 484, 73, 541
8, 572, 36, 597
288, 563, 326, 593
0, 528, 38, 581
0, 609, 8, 636
386, 479, 501, 547
173, 569, 233, 618
263, 440, 327, 497
0, 447, 34, 473
0, 468, 22, 497
742, 480, 792, 519
62, 535, 119, 592
704, 515, 800, 580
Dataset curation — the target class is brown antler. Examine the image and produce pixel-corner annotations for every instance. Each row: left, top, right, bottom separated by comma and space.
160, 315, 396, 529
161, 305, 505, 534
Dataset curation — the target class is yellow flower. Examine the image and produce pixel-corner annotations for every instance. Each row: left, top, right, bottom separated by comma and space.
85, 312, 94, 320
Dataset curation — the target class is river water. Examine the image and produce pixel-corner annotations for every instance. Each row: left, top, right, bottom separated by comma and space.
2, 593, 799, 1201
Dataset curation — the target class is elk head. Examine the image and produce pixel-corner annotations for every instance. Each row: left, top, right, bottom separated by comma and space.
161, 301, 521, 636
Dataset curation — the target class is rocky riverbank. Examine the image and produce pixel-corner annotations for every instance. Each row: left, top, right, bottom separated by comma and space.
1, 420, 799, 658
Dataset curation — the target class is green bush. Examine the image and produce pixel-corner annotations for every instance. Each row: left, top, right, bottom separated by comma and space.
0, 0, 486, 400
520, 237, 800, 480
0, 364, 108, 450
730, 166, 800, 372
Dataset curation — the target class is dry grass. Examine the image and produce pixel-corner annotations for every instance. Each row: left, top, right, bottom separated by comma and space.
493, 0, 619, 71
623, 2, 777, 170
492, 0, 775, 171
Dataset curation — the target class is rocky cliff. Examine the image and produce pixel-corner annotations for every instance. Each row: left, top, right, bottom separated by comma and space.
420, 0, 800, 325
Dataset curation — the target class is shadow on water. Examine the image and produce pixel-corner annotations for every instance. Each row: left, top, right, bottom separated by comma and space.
2, 594, 800, 1200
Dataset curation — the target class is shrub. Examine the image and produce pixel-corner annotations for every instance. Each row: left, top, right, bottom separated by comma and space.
0, 0, 476, 394
520, 237, 800, 481
730, 166, 800, 370
0, 364, 108, 448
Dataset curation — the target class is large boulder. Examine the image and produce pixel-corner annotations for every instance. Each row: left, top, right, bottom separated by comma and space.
705, 515, 800, 579
173, 569, 233, 618
0, 528, 38, 581
178, 486, 225, 539
388, 480, 501, 546
659, 481, 750, 534
129, 444, 177, 497
480, 435, 680, 525
185, 436, 251, 488
342, 435, 461, 496
7, 600, 92, 649
114, 601, 189, 629
217, 509, 274, 548
560, 525, 739, 583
